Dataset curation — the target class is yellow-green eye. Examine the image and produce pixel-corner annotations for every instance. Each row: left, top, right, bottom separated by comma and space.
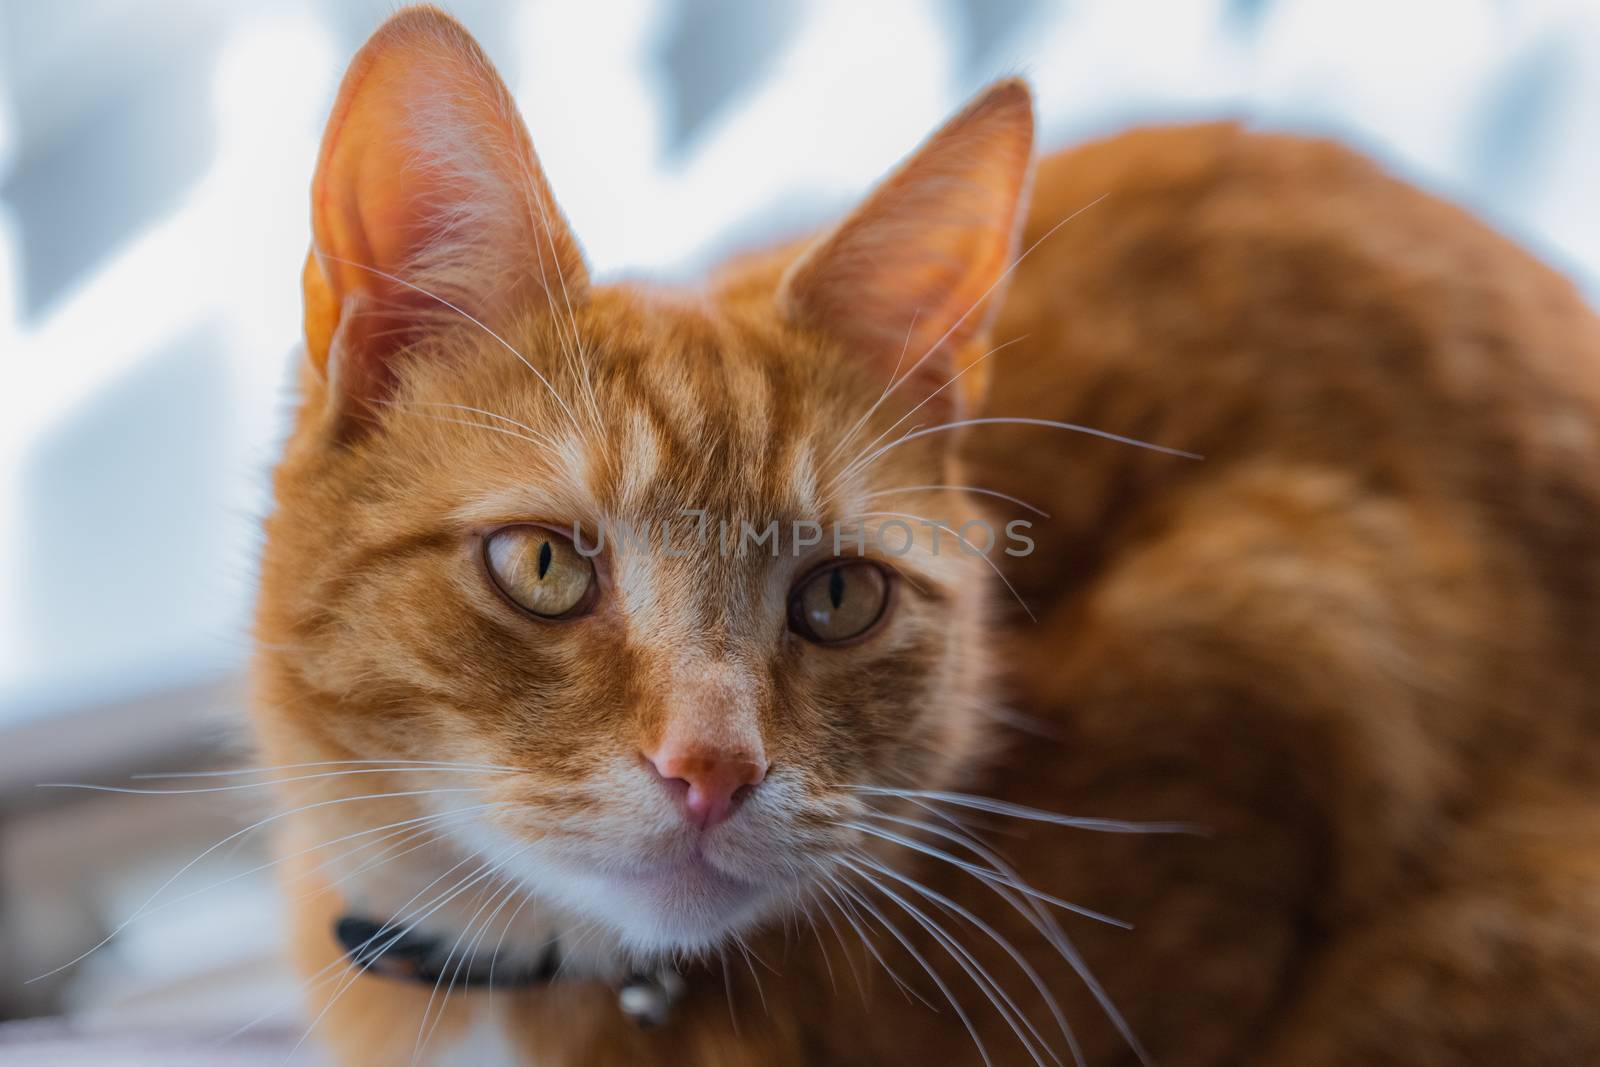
484, 526, 597, 619
788, 562, 892, 644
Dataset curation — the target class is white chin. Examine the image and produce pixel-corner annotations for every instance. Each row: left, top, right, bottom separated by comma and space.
599, 861, 777, 953
446, 822, 783, 955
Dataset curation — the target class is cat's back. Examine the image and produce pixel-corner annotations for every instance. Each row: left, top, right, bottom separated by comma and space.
976, 121, 1600, 749
988, 122, 1600, 491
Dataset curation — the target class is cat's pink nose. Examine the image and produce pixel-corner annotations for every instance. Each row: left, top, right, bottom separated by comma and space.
643, 746, 768, 830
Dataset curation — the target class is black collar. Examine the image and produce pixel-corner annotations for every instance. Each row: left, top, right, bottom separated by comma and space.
334, 915, 560, 989
333, 914, 686, 1026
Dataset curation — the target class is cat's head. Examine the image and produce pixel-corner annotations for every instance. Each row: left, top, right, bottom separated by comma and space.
258, 7, 1034, 956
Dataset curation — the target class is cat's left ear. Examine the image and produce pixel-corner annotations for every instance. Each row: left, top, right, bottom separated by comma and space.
778, 80, 1034, 415
302, 7, 586, 428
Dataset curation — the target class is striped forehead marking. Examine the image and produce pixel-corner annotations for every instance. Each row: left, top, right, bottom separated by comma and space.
618, 407, 663, 509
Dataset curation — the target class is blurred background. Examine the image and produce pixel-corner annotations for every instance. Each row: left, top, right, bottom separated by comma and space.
2, 0, 1600, 1050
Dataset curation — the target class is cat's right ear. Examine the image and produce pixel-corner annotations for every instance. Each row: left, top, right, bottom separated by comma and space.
778, 80, 1034, 418
303, 6, 586, 434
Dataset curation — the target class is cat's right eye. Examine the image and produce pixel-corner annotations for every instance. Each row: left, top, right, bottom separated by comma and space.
788, 561, 892, 645
483, 526, 597, 619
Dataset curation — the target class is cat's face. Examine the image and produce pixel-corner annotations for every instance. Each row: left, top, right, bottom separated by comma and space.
257, 9, 1033, 956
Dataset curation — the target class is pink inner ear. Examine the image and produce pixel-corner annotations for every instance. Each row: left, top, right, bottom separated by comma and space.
778, 80, 1036, 406
302, 7, 587, 423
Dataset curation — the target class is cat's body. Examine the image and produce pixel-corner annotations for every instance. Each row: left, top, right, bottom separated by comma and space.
256, 10, 1600, 1065
966, 125, 1600, 1064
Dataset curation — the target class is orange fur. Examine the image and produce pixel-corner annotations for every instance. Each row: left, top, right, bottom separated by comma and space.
255, 8, 1600, 1064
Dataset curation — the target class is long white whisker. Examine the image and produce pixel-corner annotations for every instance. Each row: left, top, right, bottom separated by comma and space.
132, 759, 526, 780
797, 885, 838, 995
826, 308, 921, 469
860, 484, 1050, 517
880, 311, 923, 404
44, 767, 511, 796
843, 856, 1053, 1067
811, 882, 867, 1002
852, 510, 1037, 621
732, 934, 769, 1016
852, 851, 1073, 1066
853, 418, 1202, 485
814, 873, 930, 1009
864, 808, 1088, 1063
848, 788, 1206, 835
887, 196, 1109, 407
864, 802, 1153, 1066
837, 335, 1030, 485
235, 847, 492, 1045
487, 885, 538, 998
383, 400, 560, 450
835, 194, 1109, 474
383, 409, 558, 453
842, 821, 1130, 928
105, 804, 499, 932
28, 786, 481, 983
305, 807, 498, 899
832, 872, 994, 1067
289, 848, 518, 1059
548, 917, 606, 983
520, 163, 605, 439
415, 849, 528, 1062
717, 948, 741, 1034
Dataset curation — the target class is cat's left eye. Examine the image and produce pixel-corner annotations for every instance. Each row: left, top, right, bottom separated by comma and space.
788, 561, 892, 644
483, 526, 597, 619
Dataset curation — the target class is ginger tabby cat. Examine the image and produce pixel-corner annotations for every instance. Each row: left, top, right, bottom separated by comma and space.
254, 7, 1600, 1064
